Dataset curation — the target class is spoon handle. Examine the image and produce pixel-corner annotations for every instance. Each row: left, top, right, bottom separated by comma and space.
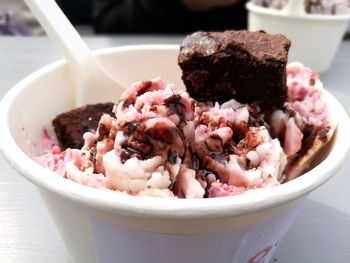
24, 0, 122, 106
24, 0, 96, 70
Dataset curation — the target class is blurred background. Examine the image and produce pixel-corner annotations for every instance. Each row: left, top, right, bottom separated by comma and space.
0, 0, 349, 37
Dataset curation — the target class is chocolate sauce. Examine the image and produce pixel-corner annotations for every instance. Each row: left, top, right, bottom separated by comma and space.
137, 80, 153, 96
123, 121, 140, 136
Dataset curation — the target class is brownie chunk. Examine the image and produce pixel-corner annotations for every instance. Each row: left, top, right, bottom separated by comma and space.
52, 103, 114, 150
178, 30, 291, 109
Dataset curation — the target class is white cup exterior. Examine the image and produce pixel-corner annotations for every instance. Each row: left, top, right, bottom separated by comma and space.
0, 45, 349, 263
246, 2, 350, 73
38, 187, 305, 263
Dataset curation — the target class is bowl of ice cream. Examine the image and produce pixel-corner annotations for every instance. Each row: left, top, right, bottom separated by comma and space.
0, 31, 349, 263
246, 0, 350, 73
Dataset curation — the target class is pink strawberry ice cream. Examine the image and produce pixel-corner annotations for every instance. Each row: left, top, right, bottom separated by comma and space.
269, 62, 336, 181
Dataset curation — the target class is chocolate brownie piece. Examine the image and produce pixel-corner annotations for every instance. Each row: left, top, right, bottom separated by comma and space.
52, 103, 114, 150
178, 30, 291, 109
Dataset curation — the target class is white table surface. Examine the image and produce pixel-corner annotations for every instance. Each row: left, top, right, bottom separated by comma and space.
0, 36, 349, 263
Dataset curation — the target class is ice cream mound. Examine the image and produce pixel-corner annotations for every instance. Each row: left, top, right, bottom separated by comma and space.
34, 30, 336, 198
251, 0, 350, 15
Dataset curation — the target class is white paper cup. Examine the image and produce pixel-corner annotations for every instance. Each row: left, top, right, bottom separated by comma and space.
246, 2, 350, 73
0, 45, 349, 263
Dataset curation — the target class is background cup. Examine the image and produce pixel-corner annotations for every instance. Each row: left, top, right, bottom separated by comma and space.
0, 45, 349, 263
246, 2, 350, 73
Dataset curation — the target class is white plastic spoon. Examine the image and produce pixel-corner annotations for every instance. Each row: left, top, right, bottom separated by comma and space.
282, 0, 306, 16
24, 0, 125, 106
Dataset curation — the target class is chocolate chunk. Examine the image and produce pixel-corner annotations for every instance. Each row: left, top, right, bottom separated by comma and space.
167, 151, 178, 164
178, 30, 291, 109
207, 135, 223, 153
164, 94, 186, 121
52, 103, 114, 150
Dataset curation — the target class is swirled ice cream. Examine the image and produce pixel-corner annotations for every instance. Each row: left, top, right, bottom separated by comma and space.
35, 30, 336, 198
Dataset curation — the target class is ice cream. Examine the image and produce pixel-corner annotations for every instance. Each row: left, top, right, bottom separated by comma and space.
271, 62, 336, 181
35, 30, 336, 198
251, 0, 350, 14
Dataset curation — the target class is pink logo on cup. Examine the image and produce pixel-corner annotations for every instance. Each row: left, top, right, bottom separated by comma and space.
247, 246, 272, 263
